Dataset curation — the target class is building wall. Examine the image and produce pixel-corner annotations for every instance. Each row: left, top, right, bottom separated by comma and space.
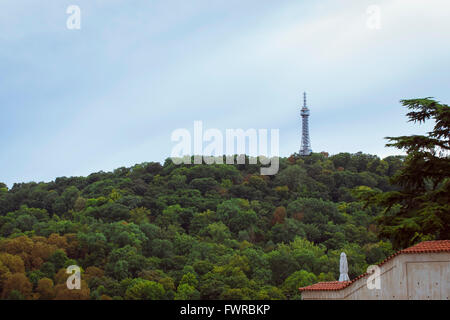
302, 252, 450, 300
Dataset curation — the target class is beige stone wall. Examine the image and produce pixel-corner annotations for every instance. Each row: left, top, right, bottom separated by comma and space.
302, 252, 450, 300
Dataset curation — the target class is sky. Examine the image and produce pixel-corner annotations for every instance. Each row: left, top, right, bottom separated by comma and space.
1, 0, 449, 187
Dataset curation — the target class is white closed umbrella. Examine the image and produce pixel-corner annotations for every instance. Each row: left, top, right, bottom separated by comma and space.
339, 252, 350, 282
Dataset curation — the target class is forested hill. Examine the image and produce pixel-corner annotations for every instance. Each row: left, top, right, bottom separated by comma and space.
0, 152, 404, 300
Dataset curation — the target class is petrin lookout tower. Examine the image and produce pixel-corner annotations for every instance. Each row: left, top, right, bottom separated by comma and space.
300, 92, 312, 156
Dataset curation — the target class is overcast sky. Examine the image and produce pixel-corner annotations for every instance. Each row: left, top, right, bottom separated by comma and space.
1, 0, 449, 187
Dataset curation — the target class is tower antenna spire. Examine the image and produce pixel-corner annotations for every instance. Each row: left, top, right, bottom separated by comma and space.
303, 92, 307, 108
300, 91, 312, 156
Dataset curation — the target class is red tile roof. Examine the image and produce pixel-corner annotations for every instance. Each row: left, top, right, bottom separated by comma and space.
401, 240, 450, 254
299, 281, 351, 291
299, 240, 450, 292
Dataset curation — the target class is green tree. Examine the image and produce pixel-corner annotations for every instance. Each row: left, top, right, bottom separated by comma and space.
174, 284, 200, 300
125, 279, 165, 300
130, 207, 151, 225
206, 222, 231, 242
179, 272, 198, 287
282, 270, 317, 299
365, 98, 450, 249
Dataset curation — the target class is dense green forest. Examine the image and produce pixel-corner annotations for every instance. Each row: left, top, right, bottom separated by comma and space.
0, 98, 448, 300
0, 152, 403, 300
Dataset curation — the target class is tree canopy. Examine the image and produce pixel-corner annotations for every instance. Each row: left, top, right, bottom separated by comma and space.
361, 98, 449, 249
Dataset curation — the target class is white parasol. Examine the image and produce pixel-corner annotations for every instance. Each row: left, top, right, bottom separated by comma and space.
339, 252, 350, 282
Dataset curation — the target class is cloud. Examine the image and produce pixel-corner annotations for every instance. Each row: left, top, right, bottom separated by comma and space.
0, 0, 449, 186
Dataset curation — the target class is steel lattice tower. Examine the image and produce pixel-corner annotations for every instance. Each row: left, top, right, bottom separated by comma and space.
300, 92, 312, 156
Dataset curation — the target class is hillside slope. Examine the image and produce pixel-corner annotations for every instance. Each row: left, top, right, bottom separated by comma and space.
0, 152, 403, 300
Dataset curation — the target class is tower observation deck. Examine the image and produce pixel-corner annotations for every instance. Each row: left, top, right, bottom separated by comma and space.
300, 92, 312, 156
